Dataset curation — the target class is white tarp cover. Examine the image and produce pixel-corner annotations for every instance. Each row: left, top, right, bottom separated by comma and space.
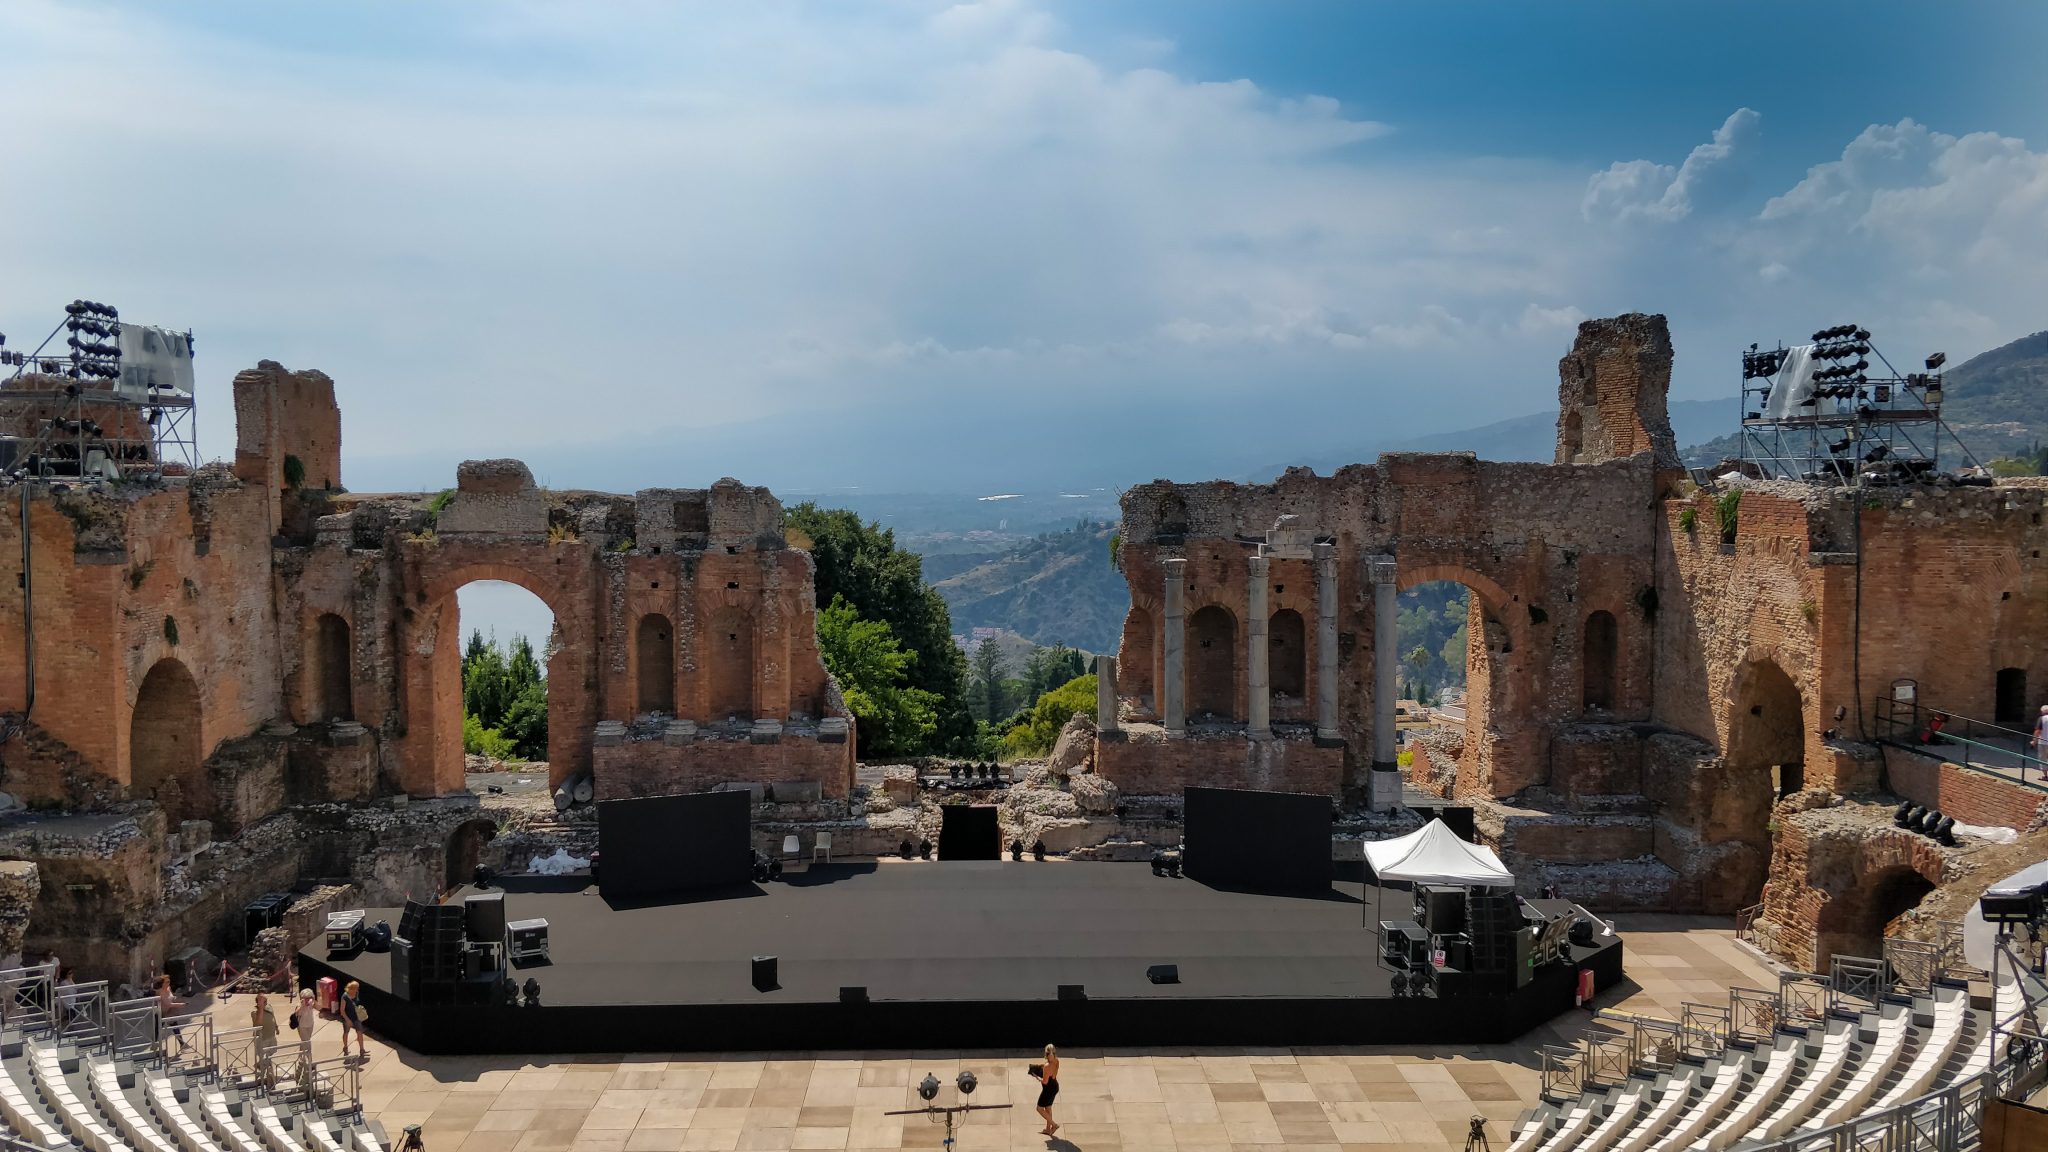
1762, 344, 1829, 420
1363, 818, 1514, 886
114, 323, 194, 405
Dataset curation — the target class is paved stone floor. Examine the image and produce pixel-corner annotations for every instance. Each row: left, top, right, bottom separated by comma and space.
274, 915, 1777, 1152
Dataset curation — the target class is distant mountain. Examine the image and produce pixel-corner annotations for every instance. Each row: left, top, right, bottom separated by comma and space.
930, 521, 1126, 653
1249, 397, 1738, 478
1680, 330, 2048, 469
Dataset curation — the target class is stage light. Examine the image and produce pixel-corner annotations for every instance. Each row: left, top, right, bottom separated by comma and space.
1829, 438, 1851, 455
1926, 352, 1946, 370
1032, 840, 1047, 861
769, 857, 784, 880
1010, 839, 1024, 861
522, 977, 541, 1006
1864, 446, 1890, 463
918, 838, 932, 860
1895, 802, 1920, 828
955, 1070, 977, 1097
918, 1074, 941, 1102
473, 864, 494, 888
899, 839, 915, 860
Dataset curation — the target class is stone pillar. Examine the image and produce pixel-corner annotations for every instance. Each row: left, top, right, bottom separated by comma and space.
1313, 544, 1340, 743
1095, 654, 1119, 736
1162, 558, 1187, 735
1247, 554, 1271, 739
1367, 554, 1403, 812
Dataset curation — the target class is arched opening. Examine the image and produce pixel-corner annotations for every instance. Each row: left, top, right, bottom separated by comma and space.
451, 581, 557, 777
1155, 493, 1189, 542
1721, 659, 1805, 910
1818, 863, 1938, 967
636, 613, 676, 714
444, 818, 498, 892
1186, 605, 1237, 721
314, 613, 354, 722
1995, 667, 2027, 726
1394, 580, 1474, 710
1121, 608, 1155, 706
131, 658, 205, 823
707, 606, 755, 722
1270, 608, 1306, 699
1582, 610, 1618, 713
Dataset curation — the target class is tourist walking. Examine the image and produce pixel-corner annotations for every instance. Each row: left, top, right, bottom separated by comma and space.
338, 980, 368, 1062
250, 992, 280, 1085
291, 988, 317, 1069
154, 975, 188, 1056
2034, 705, 2047, 760
1030, 1043, 1060, 1137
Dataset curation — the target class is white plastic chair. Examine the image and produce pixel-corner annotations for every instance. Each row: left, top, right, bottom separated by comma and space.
781, 834, 800, 865
812, 832, 833, 863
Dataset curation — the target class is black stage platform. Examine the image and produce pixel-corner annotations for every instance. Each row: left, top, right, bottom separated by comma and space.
300, 862, 1623, 1054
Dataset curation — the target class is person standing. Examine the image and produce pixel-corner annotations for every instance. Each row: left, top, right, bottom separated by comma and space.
1030, 1043, 1060, 1138
338, 980, 368, 1062
291, 988, 317, 1070
2034, 705, 2047, 760
250, 992, 280, 1085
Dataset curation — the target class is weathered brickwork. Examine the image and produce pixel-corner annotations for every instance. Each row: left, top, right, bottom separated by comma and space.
1882, 748, 2048, 832
1095, 726, 1343, 797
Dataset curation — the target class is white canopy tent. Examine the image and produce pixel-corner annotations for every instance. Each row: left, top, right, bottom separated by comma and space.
1363, 818, 1514, 887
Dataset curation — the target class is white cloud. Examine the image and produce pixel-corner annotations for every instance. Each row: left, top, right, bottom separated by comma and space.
1583, 108, 1759, 222
1516, 303, 1587, 337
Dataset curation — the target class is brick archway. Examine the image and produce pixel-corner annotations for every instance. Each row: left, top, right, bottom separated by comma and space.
131, 658, 207, 823
1393, 561, 1539, 796
1810, 829, 1949, 968
398, 549, 597, 796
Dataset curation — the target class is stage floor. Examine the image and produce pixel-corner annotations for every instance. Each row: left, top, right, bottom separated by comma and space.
303, 861, 1624, 1054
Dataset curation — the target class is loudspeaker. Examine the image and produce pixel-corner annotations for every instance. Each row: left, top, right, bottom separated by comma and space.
1512, 926, 1537, 989
1569, 917, 1595, 947
1058, 984, 1086, 1001
1466, 891, 1519, 974
390, 937, 418, 1001
752, 956, 779, 992
839, 986, 868, 1004
398, 900, 426, 943
464, 892, 507, 943
1416, 885, 1466, 935
1146, 965, 1179, 985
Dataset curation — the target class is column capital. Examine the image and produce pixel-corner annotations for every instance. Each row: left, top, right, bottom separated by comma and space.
1247, 553, 1270, 577
1311, 542, 1336, 563
1366, 554, 1398, 585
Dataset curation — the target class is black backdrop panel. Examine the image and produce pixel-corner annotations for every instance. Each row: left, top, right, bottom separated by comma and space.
598, 791, 752, 898
1182, 786, 1333, 893
938, 805, 1000, 860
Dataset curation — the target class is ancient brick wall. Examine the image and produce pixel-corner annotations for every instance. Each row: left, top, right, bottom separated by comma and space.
1095, 729, 1343, 796
592, 730, 854, 800
1882, 747, 2048, 831
1554, 313, 1681, 471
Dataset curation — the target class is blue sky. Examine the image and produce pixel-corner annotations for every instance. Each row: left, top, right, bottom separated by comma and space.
4, 0, 2046, 502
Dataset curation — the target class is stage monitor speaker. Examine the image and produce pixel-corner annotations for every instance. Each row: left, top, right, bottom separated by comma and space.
1058, 984, 1087, 1001
1416, 885, 1466, 935
1146, 964, 1179, 985
390, 937, 419, 1002
752, 955, 779, 992
465, 892, 507, 943
839, 986, 868, 1004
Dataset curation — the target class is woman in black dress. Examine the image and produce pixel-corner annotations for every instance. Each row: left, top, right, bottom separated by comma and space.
1031, 1043, 1060, 1137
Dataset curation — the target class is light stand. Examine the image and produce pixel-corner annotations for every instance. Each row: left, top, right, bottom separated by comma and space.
884, 1071, 1011, 1151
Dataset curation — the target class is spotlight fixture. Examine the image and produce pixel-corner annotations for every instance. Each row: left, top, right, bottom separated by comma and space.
918, 838, 932, 860
899, 839, 915, 860
522, 977, 541, 1006
473, 864, 494, 888
955, 1070, 977, 1097
1925, 352, 1946, 371
917, 1074, 941, 1103
1032, 840, 1047, 861
1010, 839, 1024, 861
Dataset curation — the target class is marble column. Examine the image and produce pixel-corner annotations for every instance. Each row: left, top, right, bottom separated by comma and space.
1246, 554, 1271, 738
1367, 554, 1403, 812
1313, 544, 1340, 742
1095, 654, 1119, 735
1162, 558, 1187, 734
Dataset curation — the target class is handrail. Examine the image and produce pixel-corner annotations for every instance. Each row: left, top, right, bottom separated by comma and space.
1873, 695, 2048, 792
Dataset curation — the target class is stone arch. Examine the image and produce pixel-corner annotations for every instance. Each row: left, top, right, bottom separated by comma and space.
444, 817, 498, 892
1155, 493, 1189, 541
1392, 562, 1536, 796
313, 613, 354, 722
1720, 658, 1805, 910
1582, 610, 1618, 713
1815, 856, 1942, 968
635, 613, 676, 714
706, 605, 755, 722
1270, 608, 1306, 698
131, 658, 206, 823
407, 559, 583, 797
1187, 604, 1237, 721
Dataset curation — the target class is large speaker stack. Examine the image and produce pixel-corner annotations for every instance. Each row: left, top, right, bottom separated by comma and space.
1465, 890, 1519, 975
392, 899, 470, 1003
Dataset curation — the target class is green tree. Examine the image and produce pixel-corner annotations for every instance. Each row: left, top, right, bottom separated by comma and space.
460, 630, 548, 760
1000, 674, 1098, 759
786, 503, 976, 753
816, 596, 940, 758
970, 637, 1009, 723
1022, 644, 1087, 702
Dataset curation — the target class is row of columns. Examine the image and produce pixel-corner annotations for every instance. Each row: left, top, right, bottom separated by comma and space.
1133, 545, 1402, 810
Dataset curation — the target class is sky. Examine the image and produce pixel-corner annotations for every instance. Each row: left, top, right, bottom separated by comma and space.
4, 0, 2047, 501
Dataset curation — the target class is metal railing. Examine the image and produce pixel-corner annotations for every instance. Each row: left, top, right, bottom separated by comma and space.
1873, 696, 2048, 791
1538, 933, 2048, 1150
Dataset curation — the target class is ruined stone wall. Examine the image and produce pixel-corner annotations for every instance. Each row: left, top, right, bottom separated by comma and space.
1095, 729, 1343, 797
1882, 748, 2048, 831
592, 728, 854, 800
1554, 313, 1681, 471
